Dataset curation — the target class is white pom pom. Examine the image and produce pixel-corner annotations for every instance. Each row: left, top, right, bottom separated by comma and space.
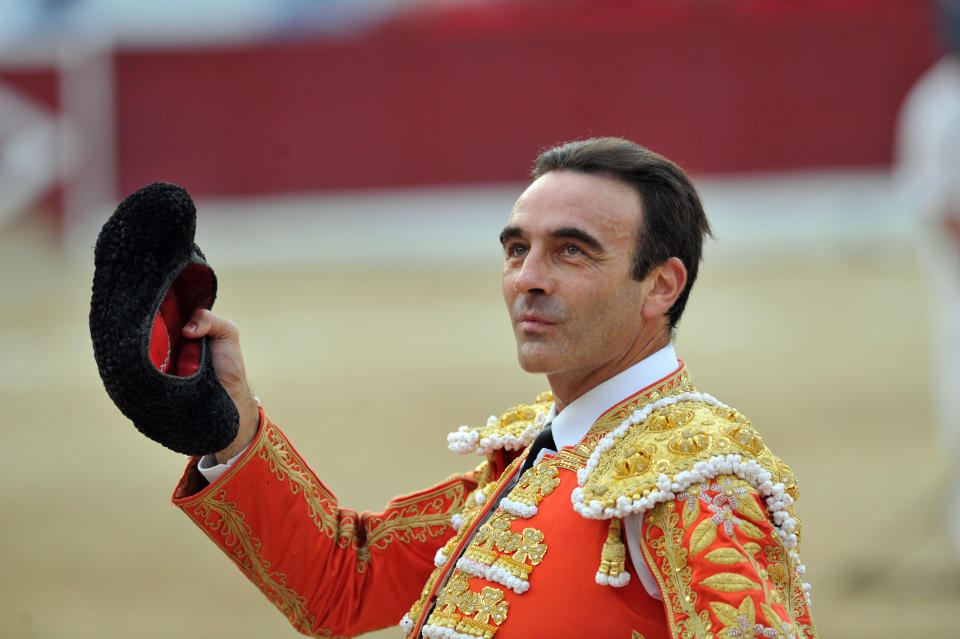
608, 571, 631, 587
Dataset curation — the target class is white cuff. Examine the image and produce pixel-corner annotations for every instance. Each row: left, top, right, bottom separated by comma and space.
197, 444, 251, 483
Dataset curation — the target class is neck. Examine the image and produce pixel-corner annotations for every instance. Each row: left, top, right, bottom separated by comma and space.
547, 328, 672, 413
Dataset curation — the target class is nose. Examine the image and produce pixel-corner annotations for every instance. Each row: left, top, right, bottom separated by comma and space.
512, 249, 553, 296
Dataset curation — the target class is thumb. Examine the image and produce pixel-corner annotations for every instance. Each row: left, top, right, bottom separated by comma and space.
183, 308, 237, 341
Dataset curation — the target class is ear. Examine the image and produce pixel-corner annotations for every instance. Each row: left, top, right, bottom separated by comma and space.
640, 257, 687, 320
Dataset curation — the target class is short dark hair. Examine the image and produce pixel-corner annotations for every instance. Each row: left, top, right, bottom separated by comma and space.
532, 137, 711, 327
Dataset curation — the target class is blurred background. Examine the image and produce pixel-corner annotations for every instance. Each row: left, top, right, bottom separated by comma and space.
1, 0, 956, 636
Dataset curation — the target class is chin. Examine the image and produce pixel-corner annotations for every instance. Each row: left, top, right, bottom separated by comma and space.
518, 361, 547, 373
515, 347, 560, 374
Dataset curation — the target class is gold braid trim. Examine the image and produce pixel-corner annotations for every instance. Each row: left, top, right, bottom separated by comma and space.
640, 477, 818, 639
257, 420, 469, 572
191, 489, 343, 638
576, 401, 799, 530
597, 518, 628, 583
642, 502, 713, 639
447, 392, 554, 455
553, 366, 695, 472
362, 484, 471, 560
258, 425, 349, 543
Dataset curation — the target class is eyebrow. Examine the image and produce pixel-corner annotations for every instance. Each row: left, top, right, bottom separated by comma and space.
499, 225, 604, 252
499, 226, 523, 246
551, 227, 603, 251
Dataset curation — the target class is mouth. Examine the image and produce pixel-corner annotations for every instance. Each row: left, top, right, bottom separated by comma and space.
516, 313, 556, 332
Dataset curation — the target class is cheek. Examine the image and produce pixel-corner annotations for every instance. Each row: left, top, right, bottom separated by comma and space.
501, 273, 515, 307
583, 284, 642, 333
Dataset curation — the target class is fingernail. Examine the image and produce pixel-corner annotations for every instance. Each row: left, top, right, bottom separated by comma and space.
185, 322, 197, 332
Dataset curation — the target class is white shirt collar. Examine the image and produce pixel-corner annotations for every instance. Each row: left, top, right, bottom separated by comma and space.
546, 343, 679, 451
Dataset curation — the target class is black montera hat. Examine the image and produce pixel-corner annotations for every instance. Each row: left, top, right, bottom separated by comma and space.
90, 182, 238, 455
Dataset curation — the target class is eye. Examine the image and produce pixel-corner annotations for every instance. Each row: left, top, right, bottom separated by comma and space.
505, 242, 528, 259
561, 243, 583, 256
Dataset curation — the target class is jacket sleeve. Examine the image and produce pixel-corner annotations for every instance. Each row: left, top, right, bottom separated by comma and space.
636, 474, 818, 639
172, 408, 477, 638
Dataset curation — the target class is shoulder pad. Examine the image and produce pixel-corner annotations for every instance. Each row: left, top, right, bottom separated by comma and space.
447, 391, 553, 454
572, 392, 797, 521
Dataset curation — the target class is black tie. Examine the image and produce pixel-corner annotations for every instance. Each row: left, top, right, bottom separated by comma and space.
519, 424, 556, 474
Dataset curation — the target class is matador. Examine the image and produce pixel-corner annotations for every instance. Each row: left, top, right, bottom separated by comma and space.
91, 138, 818, 638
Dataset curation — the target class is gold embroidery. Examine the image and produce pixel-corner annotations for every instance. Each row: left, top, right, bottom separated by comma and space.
456, 392, 554, 448
258, 426, 345, 542
413, 371, 692, 637
579, 402, 800, 536
588, 367, 694, 438
643, 478, 818, 639
723, 424, 765, 456
597, 518, 628, 581
499, 392, 554, 426
464, 544, 499, 567
415, 368, 812, 639
552, 447, 590, 471
472, 459, 494, 487
508, 463, 561, 508
415, 370, 817, 638
689, 518, 718, 557
364, 485, 469, 553
428, 571, 510, 638
467, 587, 509, 625
704, 547, 748, 566
647, 407, 695, 432
467, 512, 515, 565
762, 543, 810, 633
511, 528, 548, 564
712, 596, 803, 639
192, 489, 342, 638
533, 367, 694, 476
257, 422, 467, 572
668, 429, 713, 456
420, 458, 560, 637
520, 367, 694, 478
645, 503, 713, 639
615, 445, 656, 478
435, 570, 472, 615
405, 456, 528, 633
465, 513, 548, 571
712, 405, 750, 424
492, 554, 532, 579
696, 476, 802, 626
700, 573, 761, 593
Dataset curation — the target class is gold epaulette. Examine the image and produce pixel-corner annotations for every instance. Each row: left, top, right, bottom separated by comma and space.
571, 392, 799, 530
447, 392, 554, 455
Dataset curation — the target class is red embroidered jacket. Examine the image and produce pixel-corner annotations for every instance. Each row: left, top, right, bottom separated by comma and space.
173, 366, 818, 639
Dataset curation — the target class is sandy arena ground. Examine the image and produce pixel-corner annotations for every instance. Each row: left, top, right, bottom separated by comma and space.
0, 214, 955, 638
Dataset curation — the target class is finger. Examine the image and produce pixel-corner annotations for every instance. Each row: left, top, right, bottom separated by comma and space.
183, 308, 237, 341
182, 308, 212, 337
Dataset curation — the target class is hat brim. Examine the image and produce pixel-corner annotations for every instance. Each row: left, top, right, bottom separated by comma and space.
90, 182, 239, 455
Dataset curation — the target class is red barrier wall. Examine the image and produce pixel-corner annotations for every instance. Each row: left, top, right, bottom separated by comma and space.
0, 69, 59, 110
2, 1, 941, 200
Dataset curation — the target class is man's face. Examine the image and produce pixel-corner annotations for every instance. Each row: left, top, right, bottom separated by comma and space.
501, 170, 655, 388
